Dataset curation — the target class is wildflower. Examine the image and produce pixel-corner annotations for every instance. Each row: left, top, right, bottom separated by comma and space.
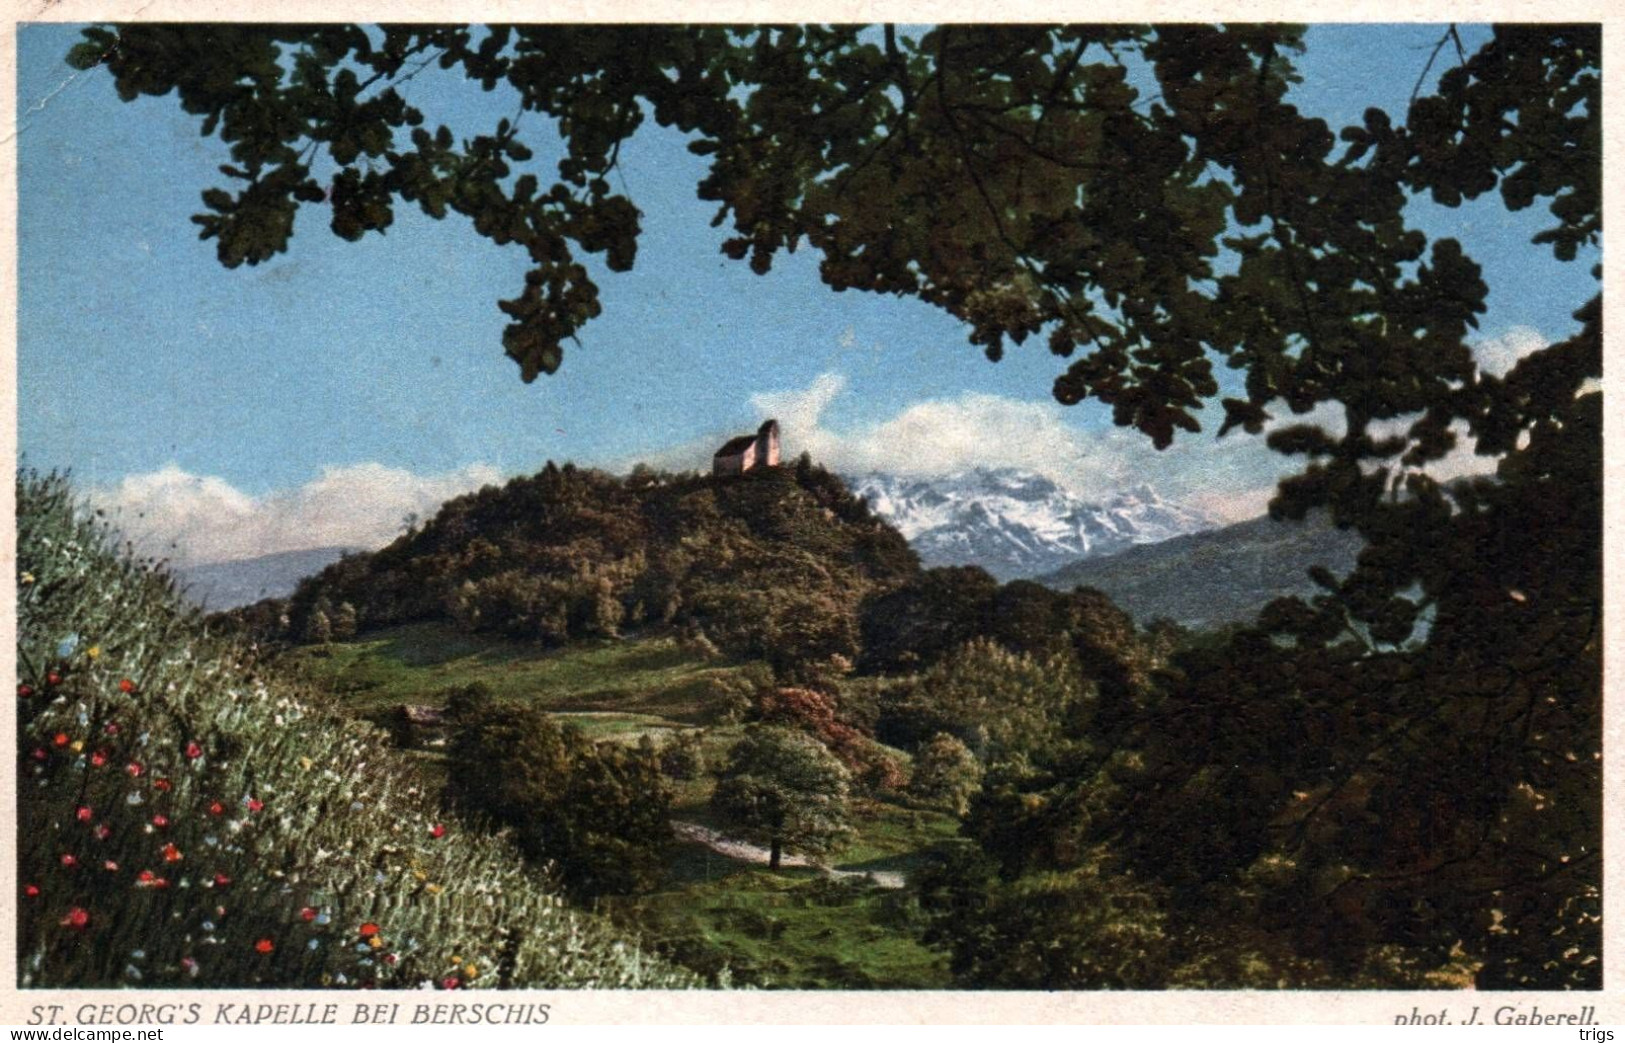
90, 750, 107, 767
47, 672, 62, 687
463, 964, 479, 980
136, 870, 156, 886
60, 854, 77, 868
69, 740, 83, 753
17, 684, 32, 698
161, 843, 183, 863
153, 778, 171, 792
20, 571, 35, 585
75, 806, 93, 823
208, 802, 224, 816
103, 861, 119, 872
254, 939, 274, 954
424, 884, 442, 895
53, 733, 69, 747
125, 762, 143, 778
31, 748, 47, 762
213, 873, 231, 888
180, 957, 197, 977
245, 798, 263, 813
429, 824, 446, 839
358, 923, 380, 938
308, 939, 321, 951
61, 908, 89, 930
24, 885, 40, 898
382, 953, 398, 966
441, 977, 460, 990
185, 742, 203, 760
126, 793, 144, 806
86, 646, 101, 661
298, 757, 314, 771
118, 679, 135, 694
299, 907, 317, 922
94, 825, 111, 840
151, 815, 169, 829
367, 936, 383, 950
104, 723, 119, 735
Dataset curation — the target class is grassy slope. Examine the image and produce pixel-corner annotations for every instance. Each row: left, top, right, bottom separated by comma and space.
289, 620, 963, 988
16, 474, 692, 990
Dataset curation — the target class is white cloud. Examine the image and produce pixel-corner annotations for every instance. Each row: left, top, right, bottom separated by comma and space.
1474, 326, 1548, 378
91, 462, 503, 566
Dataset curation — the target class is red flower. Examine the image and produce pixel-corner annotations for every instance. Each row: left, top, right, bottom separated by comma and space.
47, 672, 62, 687
382, 953, 398, 966
208, 802, 225, 816
254, 938, 274, 954
52, 733, 69, 747
125, 762, 143, 778
151, 815, 169, 829
152, 878, 170, 890
61, 908, 89, 929
299, 907, 317, 922
60, 854, 77, 868
31, 748, 47, 762
137, 870, 155, 885
118, 679, 134, 693
161, 843, 182, 863
90, 750, 108, 767
103, 722, 119, 735
429, 823, 446, 839
75, 806, 93, 823
441, 977, 460, 990
213, 873, 231, 888
153, 778, 171, 792
23, 885, 40, 898
17, 684, 32, 698
358, 922, 380, 938
94, 824, 111, 841
103, 861, 119, 872
185, 742, 203, 760
245, 798, 264, 813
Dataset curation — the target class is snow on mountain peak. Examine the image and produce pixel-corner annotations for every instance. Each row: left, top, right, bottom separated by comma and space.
845, 468, 1218, 580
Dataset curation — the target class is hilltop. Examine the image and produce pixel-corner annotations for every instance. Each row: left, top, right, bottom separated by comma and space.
236, 458, 919, 681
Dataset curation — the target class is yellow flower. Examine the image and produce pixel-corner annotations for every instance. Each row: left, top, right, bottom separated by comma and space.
425, 883, 442, 895
463, 964, 479, 980
367, 936, 383, 950
19, 572, 34, 585
86, 645, 101, 660
298, 757, 314, 770
413, 869, 427, 882
69, 740, 84, 753
449, 955, 462, 965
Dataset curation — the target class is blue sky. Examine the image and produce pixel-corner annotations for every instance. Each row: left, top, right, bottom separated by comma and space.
16, 24, 1598, 563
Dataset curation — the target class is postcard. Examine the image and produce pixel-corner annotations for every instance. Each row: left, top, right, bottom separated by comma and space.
2, 4, 1618, 1026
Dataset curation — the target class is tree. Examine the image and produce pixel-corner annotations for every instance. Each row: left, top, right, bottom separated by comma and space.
303, 607, 332, 645
445, 703, 672, 897
908, 732, 983, 815
66, 23, 1600, 985
710, 724, 853, 870
331, 600, 359, 640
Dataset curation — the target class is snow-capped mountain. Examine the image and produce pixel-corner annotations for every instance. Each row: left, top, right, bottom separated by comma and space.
845, 468, 1219, 580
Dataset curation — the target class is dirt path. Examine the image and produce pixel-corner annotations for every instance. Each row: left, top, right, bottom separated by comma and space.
672, 821, 906, 889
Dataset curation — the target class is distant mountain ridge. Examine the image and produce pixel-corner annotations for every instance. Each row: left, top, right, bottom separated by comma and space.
845, 467, 1218, 580
1034, 511, 1364, 628
174, 546, 360, 610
